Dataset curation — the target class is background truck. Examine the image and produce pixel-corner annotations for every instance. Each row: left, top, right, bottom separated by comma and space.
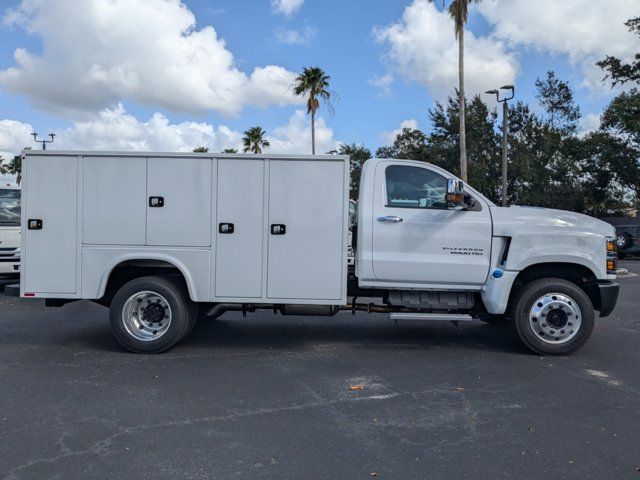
19, 151, 619, 355
0, 185, 21, 282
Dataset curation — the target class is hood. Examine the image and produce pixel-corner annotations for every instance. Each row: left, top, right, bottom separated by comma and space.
491, 206, 615, 238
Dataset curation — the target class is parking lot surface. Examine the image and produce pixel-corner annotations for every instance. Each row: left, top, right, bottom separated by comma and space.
1, 261, 639, 479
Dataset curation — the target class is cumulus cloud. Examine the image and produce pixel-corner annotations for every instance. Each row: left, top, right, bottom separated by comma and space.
0, 119, 32, 160
579, 113, 602, 136
268, 110, 337, 155
374, 0, 518, 100
477, 0, 638, 89
0, 106, 336, 159
369, 74, 395, 96
0, 0, 302, 116
271, 0, 304, 17
380, 119, 419, 146
274, 26, 317, 46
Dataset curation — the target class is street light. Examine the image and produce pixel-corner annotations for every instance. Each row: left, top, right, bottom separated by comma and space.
485, 85, 515, 206
31, 132, 55, 150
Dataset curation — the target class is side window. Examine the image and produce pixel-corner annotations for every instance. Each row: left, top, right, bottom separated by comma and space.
385, 165, 448, 209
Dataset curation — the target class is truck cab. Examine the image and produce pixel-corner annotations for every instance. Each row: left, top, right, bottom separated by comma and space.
19, 152, 620, 356
0, 185, 21, 281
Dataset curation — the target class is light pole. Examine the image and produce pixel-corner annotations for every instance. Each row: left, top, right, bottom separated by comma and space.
485, 85, 515, 207
31, 132, 55, 150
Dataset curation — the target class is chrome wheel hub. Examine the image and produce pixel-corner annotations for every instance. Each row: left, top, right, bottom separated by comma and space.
122, 291, 172, 342
616, 235, 626, 247
529, 293, 581, 344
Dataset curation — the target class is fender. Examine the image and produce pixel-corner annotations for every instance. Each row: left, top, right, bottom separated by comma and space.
81, 247, 210, 302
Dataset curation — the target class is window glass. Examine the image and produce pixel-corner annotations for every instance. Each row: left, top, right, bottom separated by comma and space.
0, 189, 20, 226
385, 165, 448, 209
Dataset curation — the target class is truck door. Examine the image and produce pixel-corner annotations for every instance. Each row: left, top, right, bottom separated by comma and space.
23, 155, 78, 294
214, 159, 265, 298
371, 162, 491, 288
147, 157, 212, 247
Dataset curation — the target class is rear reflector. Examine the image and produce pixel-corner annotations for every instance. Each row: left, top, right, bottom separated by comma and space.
24, 292, 35, 297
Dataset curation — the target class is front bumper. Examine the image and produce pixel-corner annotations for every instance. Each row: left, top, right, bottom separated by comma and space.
598, 281, 620, 317
0, 261, 20, 276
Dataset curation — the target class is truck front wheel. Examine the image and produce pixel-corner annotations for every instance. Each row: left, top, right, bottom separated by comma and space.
510, 278, 595, 355
109, 276, 197, 353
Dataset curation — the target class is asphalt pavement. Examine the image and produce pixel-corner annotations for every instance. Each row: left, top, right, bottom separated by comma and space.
1, 261, 639, 479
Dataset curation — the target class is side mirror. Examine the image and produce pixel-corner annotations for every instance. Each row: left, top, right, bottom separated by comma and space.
446, 179, 465, 208
446, 179, 475, 210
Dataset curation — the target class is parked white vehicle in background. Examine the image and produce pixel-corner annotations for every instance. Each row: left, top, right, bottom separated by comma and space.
0, 185, 21, 281
18, 151, 620, 355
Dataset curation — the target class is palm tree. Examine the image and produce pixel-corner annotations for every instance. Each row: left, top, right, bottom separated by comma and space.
430, 0, 481, 182
242, 127, 270, 154
0, 155, 23, 185
292, 67, 334, 155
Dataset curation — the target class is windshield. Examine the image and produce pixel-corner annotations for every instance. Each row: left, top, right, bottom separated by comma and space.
0, 189, 21, 226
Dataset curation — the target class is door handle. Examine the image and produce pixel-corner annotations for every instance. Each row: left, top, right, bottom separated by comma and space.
219, 223, 234, 234
271, 224, 286, 235
149, 196, 164, 208
28, 219, 43, 230
377, 216, 403, 223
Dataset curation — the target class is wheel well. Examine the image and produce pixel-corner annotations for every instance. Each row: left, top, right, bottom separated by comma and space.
509, 263, 601, 311
99, 260, 190, 307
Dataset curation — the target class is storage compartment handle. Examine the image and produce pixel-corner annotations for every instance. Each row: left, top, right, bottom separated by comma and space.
271, 224, 286, 235
149, 196, 165, 208
219, 223, 235, 234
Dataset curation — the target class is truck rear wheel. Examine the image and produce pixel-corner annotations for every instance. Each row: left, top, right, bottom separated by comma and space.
510, 278, 595, 355
109, 276, 197, 353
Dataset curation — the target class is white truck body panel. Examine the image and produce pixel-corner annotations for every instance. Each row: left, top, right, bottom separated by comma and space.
82, 156, 147, 246
22, 156, 78, 294
21, 152, 350, 305
215, 158, 264, 298
147, 157, 213, 247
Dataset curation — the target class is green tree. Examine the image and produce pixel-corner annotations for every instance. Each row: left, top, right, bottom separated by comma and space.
429, 0, 483, 183
601, 89, 640, 148
0, 154, 23, 185
574, 132, 637, 216
506, 73, 585, 210
293, 67, 334, 155
597, 17, 640, 87
193, 147, 209, 153
242, 127, 270, 154
334, 143, 371, 199
376, 128, 429, 161
535, 71, 581, 131
222, 148, 238, 154
425, 93, 501, 202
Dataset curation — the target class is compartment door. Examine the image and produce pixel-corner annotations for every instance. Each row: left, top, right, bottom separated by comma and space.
82, 156, 146, 245
147, 157, 212, 247
267, 160, 346, 301
214, 159, 265, 298
23, 155, 78, 294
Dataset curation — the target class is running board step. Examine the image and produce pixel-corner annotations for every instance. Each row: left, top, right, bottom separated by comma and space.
390, 312, 473, 322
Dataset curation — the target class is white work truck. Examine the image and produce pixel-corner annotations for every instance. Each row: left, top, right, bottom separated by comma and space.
0, 185, 21, 280
19, 151, 620, 355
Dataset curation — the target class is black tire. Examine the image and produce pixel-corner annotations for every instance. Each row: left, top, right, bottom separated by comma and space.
510, 278, 595, 356
109, 276, 197, 354
617, 232, 632, 250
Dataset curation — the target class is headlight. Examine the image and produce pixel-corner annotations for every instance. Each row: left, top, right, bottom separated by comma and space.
606, 236, 617, 274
